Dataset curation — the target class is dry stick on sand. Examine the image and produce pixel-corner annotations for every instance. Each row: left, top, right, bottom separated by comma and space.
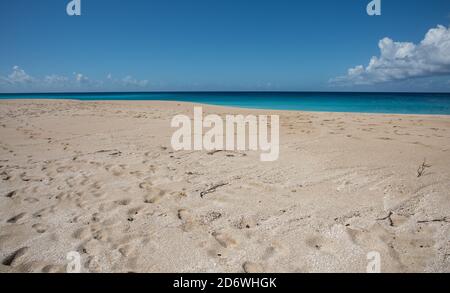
417, 158, 431, 178
417, 217, 449, 224
376, 211, 394, 227
200, 183, 228, 198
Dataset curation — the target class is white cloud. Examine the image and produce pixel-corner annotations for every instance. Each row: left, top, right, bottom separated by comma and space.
74, 72, 89, 84
1, 66, 34, 85
121, 75, 149, 87
332, 25, 450, 85
0, 66, 150, 92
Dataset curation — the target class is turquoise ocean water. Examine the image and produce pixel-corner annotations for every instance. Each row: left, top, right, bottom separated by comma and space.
1, 92, 450, 115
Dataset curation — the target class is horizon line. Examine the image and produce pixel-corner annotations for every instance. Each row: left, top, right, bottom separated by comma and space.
1, 90, 450, 95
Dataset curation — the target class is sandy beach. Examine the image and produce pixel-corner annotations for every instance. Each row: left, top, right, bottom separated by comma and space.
0, 99, 449, 273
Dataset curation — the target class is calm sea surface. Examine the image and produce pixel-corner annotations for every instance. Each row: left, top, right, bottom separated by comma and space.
1, 92, 450, 115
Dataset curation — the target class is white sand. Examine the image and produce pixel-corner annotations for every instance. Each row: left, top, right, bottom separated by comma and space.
0, 99, 449, 273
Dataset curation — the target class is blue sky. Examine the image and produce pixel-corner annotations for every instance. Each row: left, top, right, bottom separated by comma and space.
1, 0, 450, 92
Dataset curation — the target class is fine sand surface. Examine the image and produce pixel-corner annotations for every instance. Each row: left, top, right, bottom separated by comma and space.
0, 99, 449, 273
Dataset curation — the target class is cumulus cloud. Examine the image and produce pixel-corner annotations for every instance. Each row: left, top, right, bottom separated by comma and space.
332, 25, 450, 85
0, 66, 34, 85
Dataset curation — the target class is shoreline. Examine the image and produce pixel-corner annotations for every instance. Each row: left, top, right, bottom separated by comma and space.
1, 98, 450, 118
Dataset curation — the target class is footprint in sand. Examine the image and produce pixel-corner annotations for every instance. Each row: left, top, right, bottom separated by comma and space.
129, 170, 145, 178
32, 223, 48, 234
139, 181, 152, 190
7, 212, 27, 224
105, 164, 127, 176
114, 199, 132, 206
127, 206, 144, 221
242, 261, 265, 273
177, 209, 196, 232
118, 244, 136, 257
212, 232, 238, 248
23, 197, 39, 203
143, 188, 166, 204
4, 190, 16, 198
41, 265, 64, 273
2, 247, 30, 267
92, 229, 110, 242
73, 227, 92, 240
1, 171, 11, 181
90, 181, 102, 190
33, 206, 57, 219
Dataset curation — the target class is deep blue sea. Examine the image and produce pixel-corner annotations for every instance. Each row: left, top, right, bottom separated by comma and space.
1, 92, 450, 115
